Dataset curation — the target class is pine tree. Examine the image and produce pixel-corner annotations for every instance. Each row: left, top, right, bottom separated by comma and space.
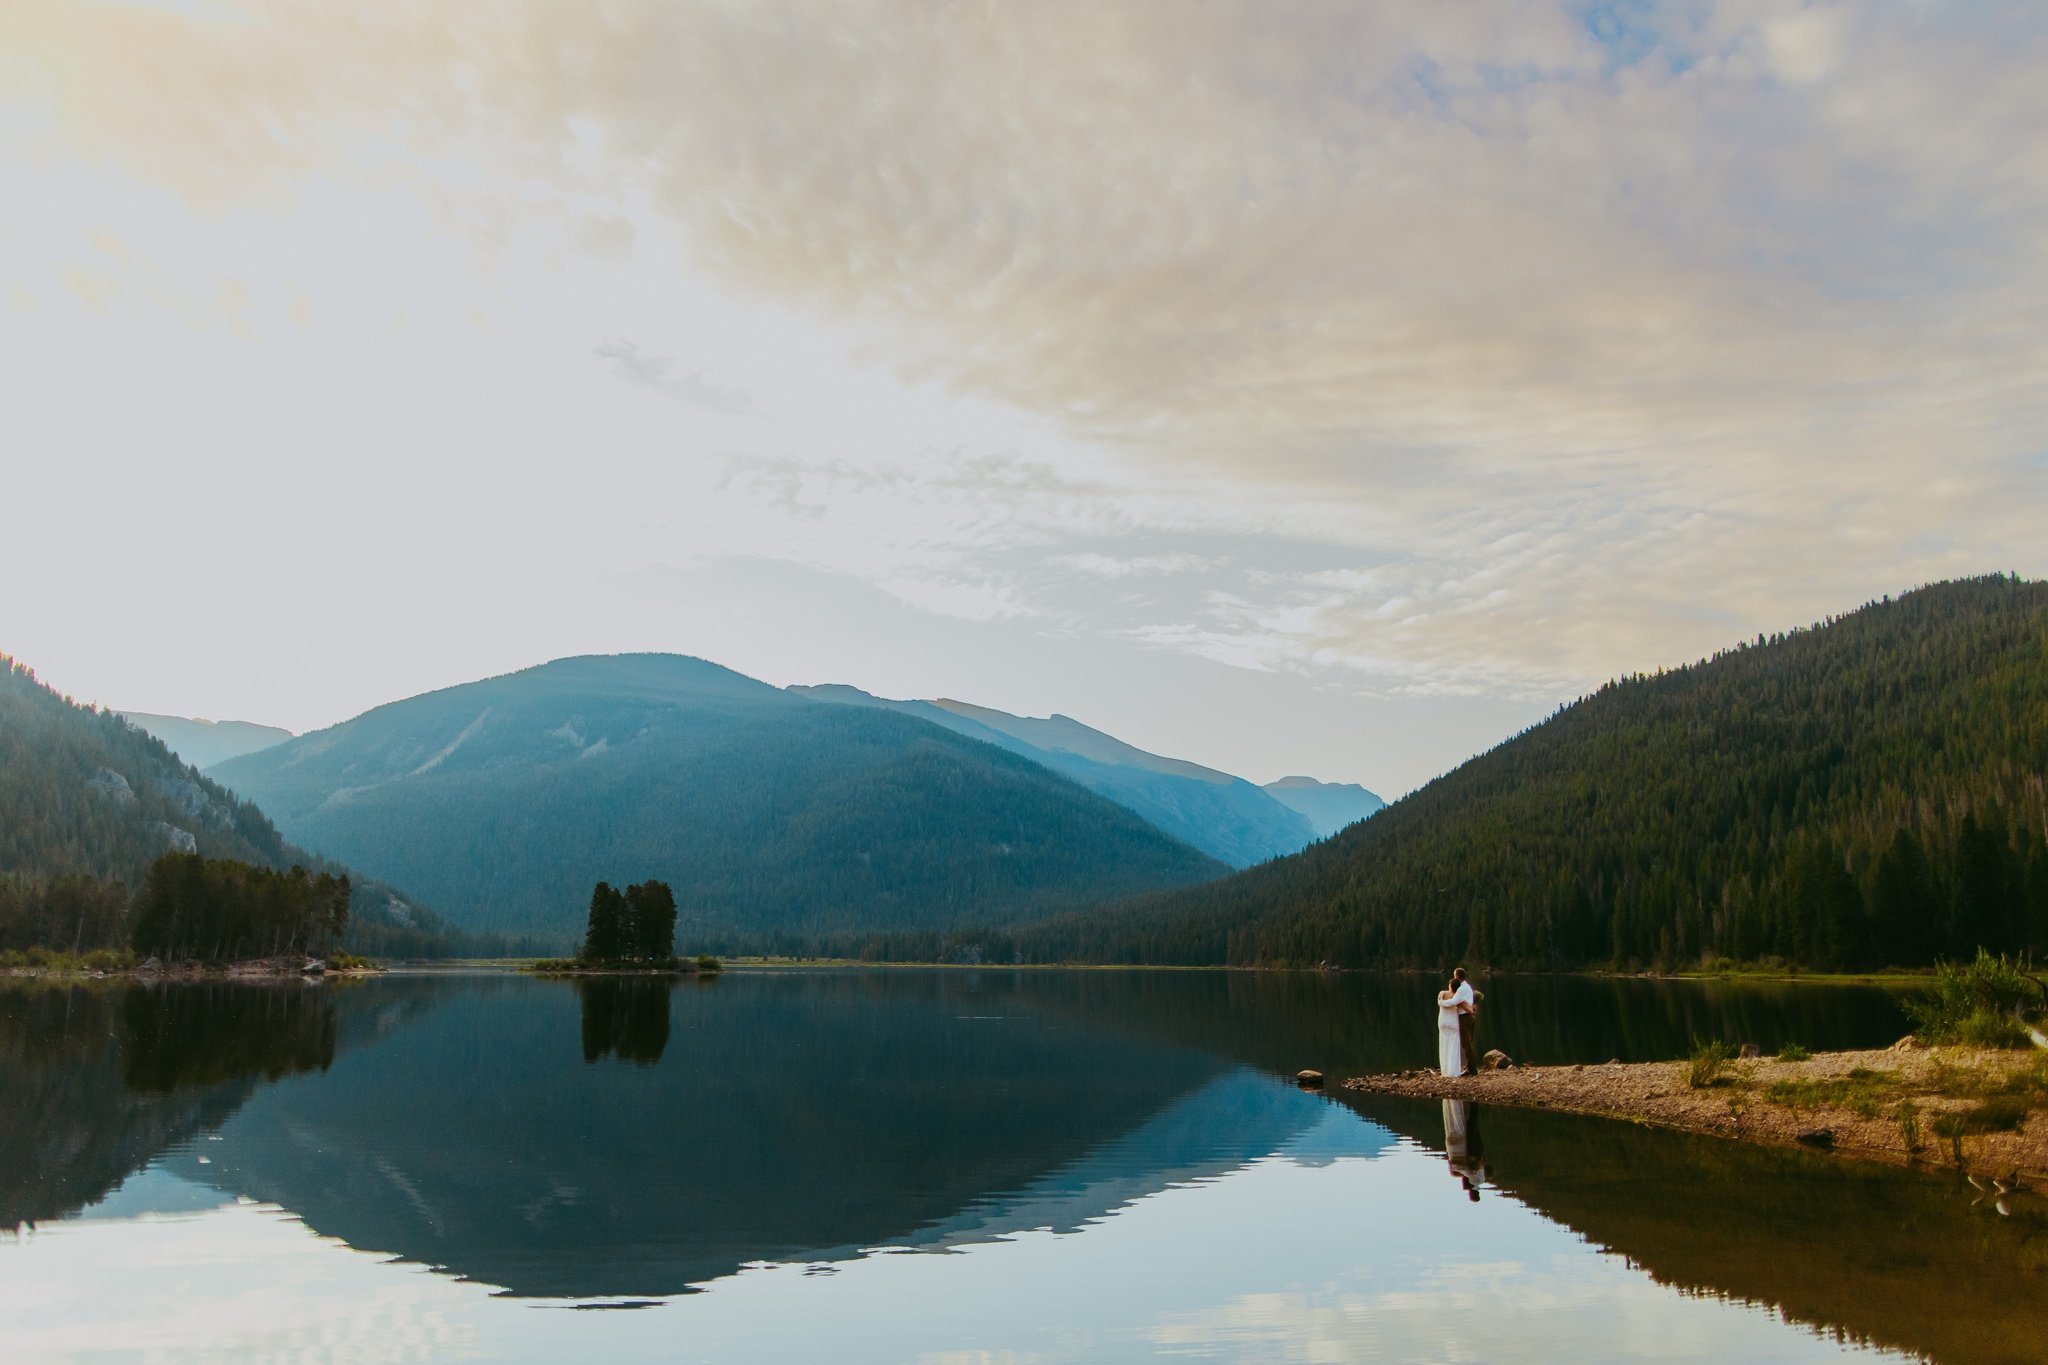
627, 880, 677, 962
582, 881, 627, 962
1872, 828, 1935, 966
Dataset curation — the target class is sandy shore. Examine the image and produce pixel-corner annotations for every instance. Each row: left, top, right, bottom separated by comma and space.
1344, 1044, 2048, 1187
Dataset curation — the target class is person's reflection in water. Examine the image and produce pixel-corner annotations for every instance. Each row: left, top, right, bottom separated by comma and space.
1442, 1099, 1487, 1201
576, 979, 672, 1065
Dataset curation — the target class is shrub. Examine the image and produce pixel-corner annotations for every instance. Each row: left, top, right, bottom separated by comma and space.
1689, 1036, 1739, 1088
1776, 1042, 1812, 1062
694, 954, 723, 974
1905, 952, 2044, 1048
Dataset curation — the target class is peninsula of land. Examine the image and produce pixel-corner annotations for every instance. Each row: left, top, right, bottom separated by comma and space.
1345, 1044, 2048, 1188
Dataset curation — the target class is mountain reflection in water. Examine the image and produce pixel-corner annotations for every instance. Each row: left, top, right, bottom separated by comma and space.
4, 969, 2042, 1364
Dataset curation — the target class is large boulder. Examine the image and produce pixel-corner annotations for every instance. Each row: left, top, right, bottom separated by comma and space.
1481, 1049, 1514, 1071
1295, 1069, 1325, 1089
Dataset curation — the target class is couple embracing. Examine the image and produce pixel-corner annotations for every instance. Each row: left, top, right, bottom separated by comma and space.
1435, 968, 1478, 1077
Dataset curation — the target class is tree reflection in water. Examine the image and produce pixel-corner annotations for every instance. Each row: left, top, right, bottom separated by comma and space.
0, 982, 338, 1229
576, 978, 673, 1066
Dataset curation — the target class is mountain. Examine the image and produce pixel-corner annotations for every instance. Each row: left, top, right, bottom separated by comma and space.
1261, 775, 1385, 839
118, 712, 292, 771
1009, 576, 2048, 970
0, 656, 450, 955
791, 685, 1378, 865
209, 654, 1227, 947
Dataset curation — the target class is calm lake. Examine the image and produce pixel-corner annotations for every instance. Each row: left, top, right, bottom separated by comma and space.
5, 969, 2045, 1363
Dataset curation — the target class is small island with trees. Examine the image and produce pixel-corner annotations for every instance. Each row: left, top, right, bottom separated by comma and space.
527, 879, 722, 975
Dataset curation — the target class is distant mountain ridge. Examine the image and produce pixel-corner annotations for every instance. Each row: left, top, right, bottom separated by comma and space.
211, 654, 1228, 947
119, 712, 292, 771
790, 685, 1382, 866
1262, 775, 1386, 839
1009, 577, 2048, 970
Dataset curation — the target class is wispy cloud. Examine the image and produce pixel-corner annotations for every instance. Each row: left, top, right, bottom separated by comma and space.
593, 341, 754, 416
9, 0, 2048, 716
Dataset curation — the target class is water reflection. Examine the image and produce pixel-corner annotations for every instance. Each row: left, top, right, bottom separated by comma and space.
0, 982, 339, 1229
576, 978, 673, 1065
1441, 1100, 1485, 1200
1005, 968, 1910, 1077
122, 984, 335, 1092
2, 968, 2028, 1365
1350, 1090, 2048, 1364
170, 973, 1295, 1298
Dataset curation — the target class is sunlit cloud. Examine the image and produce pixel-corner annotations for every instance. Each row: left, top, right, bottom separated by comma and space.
6, 0, 2046, 786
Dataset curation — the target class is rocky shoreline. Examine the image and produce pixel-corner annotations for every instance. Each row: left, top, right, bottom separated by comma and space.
1343, 1043, 2048, 1188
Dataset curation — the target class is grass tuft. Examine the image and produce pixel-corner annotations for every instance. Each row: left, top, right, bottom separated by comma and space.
1689, 1036, 1739, 1088
1894, 1099, 1921, 1153
1765, 1067, 1896, 1119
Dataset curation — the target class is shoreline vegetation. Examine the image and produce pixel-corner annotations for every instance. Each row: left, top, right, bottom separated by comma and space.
523, 953, 722, 977
0, 945, 382, 980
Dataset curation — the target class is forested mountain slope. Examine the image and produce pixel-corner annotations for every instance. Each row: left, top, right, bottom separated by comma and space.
790, 684, 1351, 866
212, 655, 1226, 947
1014, 577, 2048, 969
0, 657, 450, 954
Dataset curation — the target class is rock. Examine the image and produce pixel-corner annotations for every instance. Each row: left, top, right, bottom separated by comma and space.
149, 774, 210, 819
1738, 1043, 1761, 1060
1607, 1058, 1622, 1066
1482, 1049, 1514, 1071
1572, 1064, 1585, 1072
1295, 1069, 1325, 1089
86, 768, 137, 806
152, 821, 198, 854
302, 958, 327, 975
1795, 1128, 1835, 1148
1891, 1035, 1922, 1051
140, 957, 162, 972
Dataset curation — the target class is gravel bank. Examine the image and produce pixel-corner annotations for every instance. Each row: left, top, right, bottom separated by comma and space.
1343, 1044, 2048, 1187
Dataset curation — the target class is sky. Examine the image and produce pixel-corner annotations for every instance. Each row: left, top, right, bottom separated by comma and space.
4, 1, 2046, 797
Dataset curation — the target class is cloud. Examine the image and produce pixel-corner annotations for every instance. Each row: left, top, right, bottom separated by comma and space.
593, 340, 755, 415
10, 0, 2048, 703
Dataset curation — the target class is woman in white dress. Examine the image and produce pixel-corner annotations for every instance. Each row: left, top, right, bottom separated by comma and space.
1436, 985, 1463, 1077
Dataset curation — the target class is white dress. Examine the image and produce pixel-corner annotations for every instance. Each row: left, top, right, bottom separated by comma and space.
1437, 996, 1463, 1077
